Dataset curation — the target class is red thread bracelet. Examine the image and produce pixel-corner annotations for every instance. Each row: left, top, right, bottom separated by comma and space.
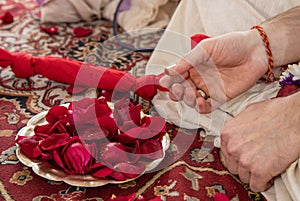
251, 25, 275, 82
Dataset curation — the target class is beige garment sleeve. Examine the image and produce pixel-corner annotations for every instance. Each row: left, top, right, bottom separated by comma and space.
145, 0, 300, 200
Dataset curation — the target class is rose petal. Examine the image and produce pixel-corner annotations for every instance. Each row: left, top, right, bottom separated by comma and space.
73, 27, 93, 37
77, 123, 108, 141
141, 116, 166, 133
53, 150, 70, 174
69, 97, 112, 126
214, 193, 230, 201
119, 127, 157, 143
17, 137, 41, 158
91, 167, 113, 178
63, 142, 92, 174
97, 116, 118, 138
34, 124, 54, 135
0, 11, 14, 24
108, 170, 127, 181
40, 25, 59, 35
39, 133, 70, 151
113, 98, 141, 126
140, 139, 163, 160
101, 143, 129, 165
107, 193, 136, 201
46, 105, 68, 124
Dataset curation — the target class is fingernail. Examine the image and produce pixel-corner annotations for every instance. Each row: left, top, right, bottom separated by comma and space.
165, 64, 176, 75
159, 75, 170, 88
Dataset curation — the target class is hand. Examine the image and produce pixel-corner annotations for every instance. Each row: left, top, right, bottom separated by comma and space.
220, 91, 300, 192
160, 30, 268, 113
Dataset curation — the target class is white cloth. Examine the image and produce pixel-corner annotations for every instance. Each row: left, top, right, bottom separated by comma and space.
145, 0, 300, 200
103, 0, 178, 33
40, 0, 178, 31
40, 0, 110, 23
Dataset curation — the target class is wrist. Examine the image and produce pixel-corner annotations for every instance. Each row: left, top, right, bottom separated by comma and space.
246, 29, 269, 77
261, 23, 286, 67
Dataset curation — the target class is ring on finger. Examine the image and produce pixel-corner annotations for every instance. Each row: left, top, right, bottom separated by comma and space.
196, 88, 209, 99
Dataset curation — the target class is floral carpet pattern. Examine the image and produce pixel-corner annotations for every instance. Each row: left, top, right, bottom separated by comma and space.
0, 1, 266, 200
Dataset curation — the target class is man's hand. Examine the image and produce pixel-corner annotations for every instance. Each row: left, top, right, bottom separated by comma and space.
160, 30, 268, 113
221, 92, 300, 192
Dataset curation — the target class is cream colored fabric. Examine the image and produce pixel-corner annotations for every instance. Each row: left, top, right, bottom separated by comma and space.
103, 0, 178, 33
40, 0, 110, 23
40, 0, 178, 31
145, 0, 300, 200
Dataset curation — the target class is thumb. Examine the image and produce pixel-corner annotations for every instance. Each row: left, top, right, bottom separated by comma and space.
165, 43, 210, 76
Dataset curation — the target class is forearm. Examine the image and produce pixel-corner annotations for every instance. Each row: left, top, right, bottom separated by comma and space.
261, 6, 300, 67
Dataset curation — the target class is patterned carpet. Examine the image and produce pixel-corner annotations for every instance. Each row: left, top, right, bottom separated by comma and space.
0, 1, 266, 200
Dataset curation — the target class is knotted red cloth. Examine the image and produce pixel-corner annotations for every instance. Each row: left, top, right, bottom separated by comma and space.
0, 48, 166, 100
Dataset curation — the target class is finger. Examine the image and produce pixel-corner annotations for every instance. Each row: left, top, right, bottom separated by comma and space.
165, 60, 192, 76
220, 143, 238, 175
159, 75, 173, 89
250, 177, 274, 192
159, 71, 189, 89
195, 97, 212, 114
238, 166, 250, 184
224, 156, 239, 175
183, 87, 197, 108
250, 173, 274, 192
169, 83, 185, 101
189, 68, 210, 97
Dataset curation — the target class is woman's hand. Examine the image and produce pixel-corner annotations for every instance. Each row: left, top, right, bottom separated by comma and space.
221, 91, 300, 192
160, 30, 268, 113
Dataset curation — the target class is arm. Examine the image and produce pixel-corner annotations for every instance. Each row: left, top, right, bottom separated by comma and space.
262, 6, 300, 67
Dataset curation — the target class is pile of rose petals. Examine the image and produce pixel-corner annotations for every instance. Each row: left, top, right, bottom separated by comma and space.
16, 97, 166, 181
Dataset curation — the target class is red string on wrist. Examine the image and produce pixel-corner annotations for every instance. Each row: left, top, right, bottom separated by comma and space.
251, 25, 275, 82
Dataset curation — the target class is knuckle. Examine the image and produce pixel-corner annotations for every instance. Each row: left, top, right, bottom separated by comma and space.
226, 145, 237, 156
239, 158, 250, 169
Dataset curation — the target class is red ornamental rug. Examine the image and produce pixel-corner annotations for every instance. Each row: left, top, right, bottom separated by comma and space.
0, 0, 266, 201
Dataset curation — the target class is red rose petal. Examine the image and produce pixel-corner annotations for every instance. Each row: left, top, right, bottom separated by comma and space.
108, 170, 127, 181
34, 124, 53, 135
46, 105, 68, 124
39, 133, 70, 151
0, 11, 14, 24
17, 137, 41, 158
73, 27, 93, 37
91, 167, 113, 178
141, 116, 166, 133
97, 116, 118, 138
101, 143, 129, 165
190, 33, 210, 49
53, 150, 69, 173
214, 193, 230, 201
113, 99, 142, 126
107, 193, 136, 201
40, 25, 59, 35
77, 124, 109, 142
140, 139, 163, 160
63, 142, 92, 174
